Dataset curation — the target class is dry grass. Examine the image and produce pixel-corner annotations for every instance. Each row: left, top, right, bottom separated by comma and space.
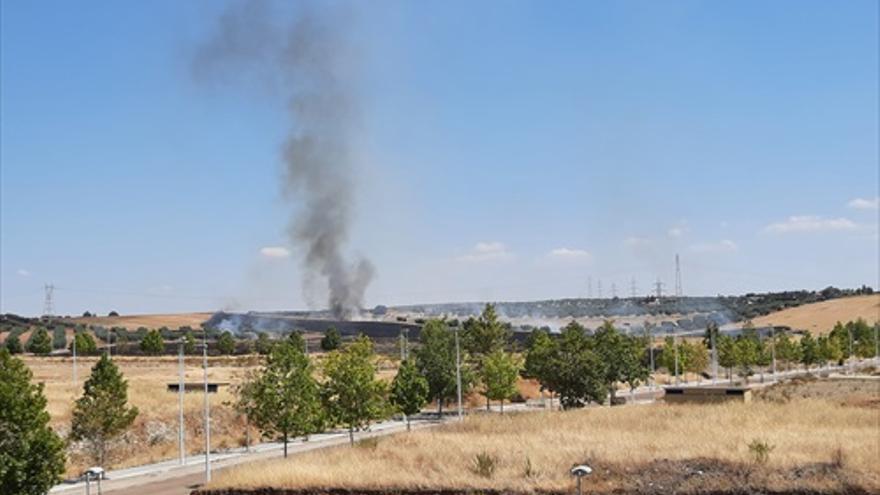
751, 294, 880, 335
24, 355, 260, 476
70, 312, 214, 331
208, 396, 880, 493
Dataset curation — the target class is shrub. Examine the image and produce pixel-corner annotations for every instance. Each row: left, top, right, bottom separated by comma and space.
26, 328, 52, 355
471, 451, 497, 478
140, 329, 164, 355
52, 326, 67, 350
747, 438, 774, 465
320, 327, 341, 351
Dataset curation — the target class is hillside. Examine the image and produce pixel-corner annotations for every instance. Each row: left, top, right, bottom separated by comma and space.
751, 294, 880, 334
71, 312, 213, 331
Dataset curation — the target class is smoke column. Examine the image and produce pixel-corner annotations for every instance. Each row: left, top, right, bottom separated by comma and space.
194, 0, 374, 319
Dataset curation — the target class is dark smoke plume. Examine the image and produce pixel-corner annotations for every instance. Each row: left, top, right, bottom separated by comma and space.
194, 0, 374, 319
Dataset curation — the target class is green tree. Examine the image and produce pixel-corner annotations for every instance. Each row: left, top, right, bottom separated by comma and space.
774, 333, 801, 370
71, 355, 138, 466
734, 335, 759, 378
322, 336, 388, 445
320, 327, 342, 351
26, 328, 52, 356
800, 334, 819, 370
249, 334, 323, 457
717, 334, 737, 380
553, 321, 607, 409
462, 304, 510, 358
254, 332, 272, 355
817, 335, 842, 367
0, 349, 66, 495
184, 331, 196, 355
217, 331, 236, 355
481, 349, 521, 412
522, 329, 559, 404
390, 359, 429, 430
681, 340, 710, 377
140, 329, 164, 355
414, 319, 471, 416
5, 334, 23, 354
592, 321, 648, 401
70, 332, 98, 355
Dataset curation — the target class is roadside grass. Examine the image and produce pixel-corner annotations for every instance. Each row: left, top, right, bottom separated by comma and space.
208, 397, 879, 493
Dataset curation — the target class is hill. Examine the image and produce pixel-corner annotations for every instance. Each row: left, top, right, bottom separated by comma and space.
751, 294, 880, 334
71, 312, 213, 331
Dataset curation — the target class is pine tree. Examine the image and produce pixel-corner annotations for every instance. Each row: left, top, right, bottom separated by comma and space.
800, 334, 819, 370
27, 328, 52, 356
249, 334, 323, 457
5, 334, 23, 354
140, 329, 164, 355
323, 336, 388, 445
320, 327, 342, 351
70, 332, 98, 355
71, 355, 139, 466
217, 331, 236, 355
0, 349, 66, 495
390, 359, 429, 430
184, 331, 196, 354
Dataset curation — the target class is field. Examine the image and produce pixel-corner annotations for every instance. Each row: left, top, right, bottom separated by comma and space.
205, 379, 880, 494
70, 312, 214, 330
751, 294, 880, 334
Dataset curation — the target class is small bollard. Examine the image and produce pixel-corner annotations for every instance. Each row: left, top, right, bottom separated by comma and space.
570, 464, 592, 495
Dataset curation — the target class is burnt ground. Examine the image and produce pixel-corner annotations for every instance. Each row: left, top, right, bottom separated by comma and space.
192, 457, 875, 495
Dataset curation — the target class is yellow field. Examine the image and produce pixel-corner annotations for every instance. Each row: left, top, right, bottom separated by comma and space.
751, 294, 880, 334
70, 312, 214, 330
209, 388, 880, 493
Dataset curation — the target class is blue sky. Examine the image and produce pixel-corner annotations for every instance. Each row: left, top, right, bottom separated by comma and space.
2, 0, 878, 316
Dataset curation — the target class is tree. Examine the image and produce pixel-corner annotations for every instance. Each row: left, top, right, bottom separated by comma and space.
462, 304, 510, 358
320, 327, 342, 351
26, 328, 52, 356
108, 311, 119, 317
552, 322, 607, 409
71, 355, 139, 466
681, 340, 710, 377
70, 332, 98, 355
254, 332, 273, 355
592, 321, 648, 402
184, 331, 196, 355
217, 331, 236, 355
522, 329, 559, 404
414, 319, 469, 416
390, 359, 429, 430
775, 333, 801, 370
140, 329, 164, 355
248, 334, 323, 457
734, 335, 759, 378
0, 349, 66, 495
322, 336, 388, 445
817, 335, 842, 367
800, 334, 819, 370
5, 334, 22, 354
481, 349, 520, 413
717, 334, 737, 380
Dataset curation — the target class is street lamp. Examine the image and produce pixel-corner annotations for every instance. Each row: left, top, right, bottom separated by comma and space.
454, 325, 463, 419
203, 330, 211, 482
571, 464, 592, 495
178, 341, 186, 466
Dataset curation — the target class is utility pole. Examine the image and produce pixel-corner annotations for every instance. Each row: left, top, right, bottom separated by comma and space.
454, 326, 463, 419
674, 254, 683, 298
673, 335, 680, 386
179, 341, 186, 466
630, 278, 637, 298
654, 278, 663, 299
848, 326, 854, 375
43, 284, 55, 317
72, 333, 77, 385
771, 328, 777, 376
203, 330, 211, 482
645, 322, 655, 389
587, 276, 592, 299
710, 326, 718, 385
107, 329, 112, 359
597, 280, 603, 299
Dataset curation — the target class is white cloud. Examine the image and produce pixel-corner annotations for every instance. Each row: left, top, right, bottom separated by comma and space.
764, 215, 857, 234
689, 239, 738, 253
547, 247, 593, 262
623, 236, 653, 248
847, 197, 880, 210
260, 246, 291, 258
16, 269, 30, 277
456, 242, 514, 262
667, 227, 685, 238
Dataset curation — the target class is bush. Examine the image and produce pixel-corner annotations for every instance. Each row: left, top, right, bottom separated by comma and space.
108, 311, 119, 317
320, 327, 341, 351
51, 326, 67, 350
4, 334, 22, 354
26, 328, 52, 355
748, 438, 774, 465
140, 329, 164, 355
217, 331, 236, 355
470, 451, 498, 478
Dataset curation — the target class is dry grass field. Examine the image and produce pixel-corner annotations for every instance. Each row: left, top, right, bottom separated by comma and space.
70, 312, 214, 330
751, 294, 880, 335
24, 355, 259, 476
206, 380, 880, 494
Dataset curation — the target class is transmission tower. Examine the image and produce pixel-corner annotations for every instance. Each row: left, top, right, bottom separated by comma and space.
674, 254, 683, 298
587, 276, 593, 298
43, 284, 55, 316
630, 277, 637, 298
654, 278, 664, 299
597, 279, 603, 299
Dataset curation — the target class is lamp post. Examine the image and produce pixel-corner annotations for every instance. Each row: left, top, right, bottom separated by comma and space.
178, 341, 186, 466
454, 325, 463, 419
571, 465, 592, 495
203, 330, 211, 482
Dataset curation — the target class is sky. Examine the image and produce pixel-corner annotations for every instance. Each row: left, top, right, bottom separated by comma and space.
1, 0, 878, 317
